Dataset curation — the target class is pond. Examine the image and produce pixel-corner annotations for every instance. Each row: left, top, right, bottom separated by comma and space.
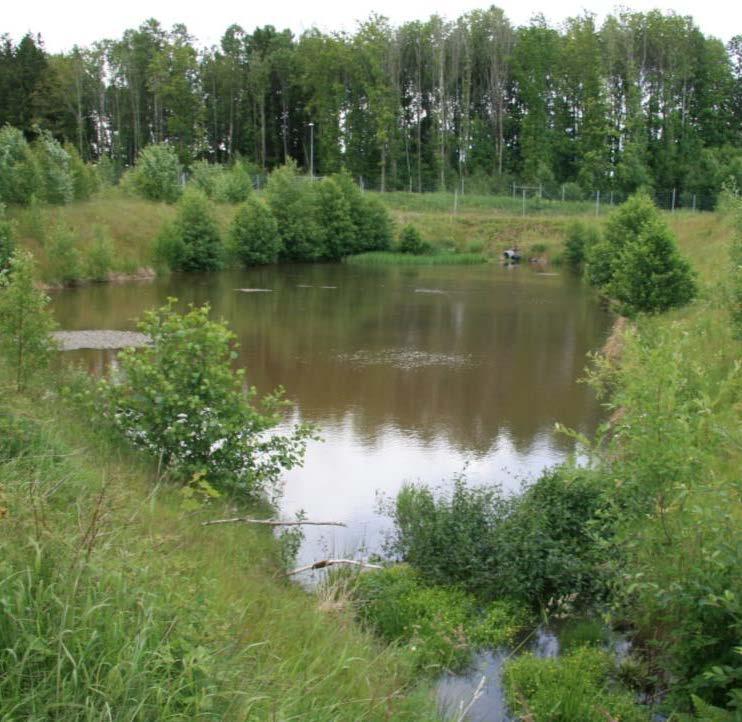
51, 262, 612, 568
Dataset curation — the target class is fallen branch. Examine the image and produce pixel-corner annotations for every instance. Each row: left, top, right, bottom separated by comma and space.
287, 559, 383, 576
202, 517, 347, 528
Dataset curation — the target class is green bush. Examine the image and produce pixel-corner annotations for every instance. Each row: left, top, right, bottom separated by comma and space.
332, 171, 393, 252
214, 162, 253, 203
398, 225, 430, 255
606, 218, 697, 316
265, 163, 322, 262
128, 143, 182, 203
100, 301, 312, 496
33, 132, 74, 204
189, 159, 222, 197
586, 193, 696, 314
387, 469, 608, 607
85, 225, 114, 281
0, 203, 15, 270
229, 197, 281, 266
0, 250, 57, 391
315, 177, 355, 260
564, 220, 600, 272
154, 188, 223, 271
46, 224, 82, 284
353, 565, 529, 673
0, 125, 42, 205
727, 193, 742, 339
504, 647, 648, 721
65, 144, 98, 200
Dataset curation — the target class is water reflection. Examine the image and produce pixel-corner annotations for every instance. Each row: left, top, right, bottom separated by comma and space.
51, 263, 612, 562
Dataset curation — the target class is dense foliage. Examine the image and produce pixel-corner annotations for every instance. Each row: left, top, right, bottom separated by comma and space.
229, 197, 281, 266
155, 188, 223, 270
0, 203, 14, 270
397, 225, 430, 255
124, 143, 182, 203
0, 250, 57, 390
100, 301, 312, 496
586, 193, 696, 314
2, 13, 742, 204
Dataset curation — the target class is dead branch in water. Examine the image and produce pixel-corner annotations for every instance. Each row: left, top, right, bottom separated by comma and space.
202, 517, 347, 528
287, 559, 383, 576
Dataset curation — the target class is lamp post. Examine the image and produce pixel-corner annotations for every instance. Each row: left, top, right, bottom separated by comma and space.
308, 122, 315, 179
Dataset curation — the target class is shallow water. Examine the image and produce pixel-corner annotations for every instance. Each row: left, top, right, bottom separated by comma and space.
50, 263, 612, 567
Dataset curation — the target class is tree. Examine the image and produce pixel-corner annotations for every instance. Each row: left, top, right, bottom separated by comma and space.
0, 250, 58, 391
127, 142, 182, 202
314, 177, 354, 260
229, 196, 281, 265
32, 131, 73, 204
398, 224, 430, 254
155, 187, 223, 271
0, 125, 41, 205
0, 203, 15, 270
101, 301, 312, 496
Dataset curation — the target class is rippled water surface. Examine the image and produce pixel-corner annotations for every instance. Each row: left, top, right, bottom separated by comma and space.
51, 263, 612, 565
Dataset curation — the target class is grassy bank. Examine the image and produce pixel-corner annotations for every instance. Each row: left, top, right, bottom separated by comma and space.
346, 251, 488, 266
0, 370, 434, 720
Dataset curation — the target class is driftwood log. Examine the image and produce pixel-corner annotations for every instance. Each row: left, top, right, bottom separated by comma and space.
287, 559, 383, 576
202, 517, 346, 528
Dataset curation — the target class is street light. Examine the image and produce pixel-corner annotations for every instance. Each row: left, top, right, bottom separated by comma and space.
308, 122, 314, 179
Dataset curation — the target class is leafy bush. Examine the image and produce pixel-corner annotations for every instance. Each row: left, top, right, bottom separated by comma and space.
387, 469, 608, 607
229, 197, 281, 266
100, 301, 312, 496
564, 220, 600, 272
504, 647, 648, 721
353, 565, 529, 673
46, 223, 82, 284
607, 219, 697, 316
398, 225, 430, 255
265, 163, 322, 262
0, 250, 58, 391
213, 162, 253, 203
84, 225, 114, 281
315, 177, 355, 260
32, 132, 74, 204
727, 194, 742, 339
189, 159, 223, 197
65, 144, 98, 200
332, 171, 393, 253
154, 188, 223, 271
586, 193, 696, 314
0, 125, 41, 205
128, 143, 182, 203
0, 204, 15, 270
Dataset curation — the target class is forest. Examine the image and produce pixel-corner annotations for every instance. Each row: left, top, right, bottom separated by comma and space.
2, 8, 742, 205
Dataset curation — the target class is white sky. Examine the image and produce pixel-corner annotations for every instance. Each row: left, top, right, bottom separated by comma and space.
8, 0, 741, 52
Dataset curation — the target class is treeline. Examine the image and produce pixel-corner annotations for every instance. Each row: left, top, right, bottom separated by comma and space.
2, 10, 742, 203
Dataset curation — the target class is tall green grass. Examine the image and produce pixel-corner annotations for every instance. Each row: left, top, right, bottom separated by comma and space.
346, 251, 487, 266
0, 374, 435, 721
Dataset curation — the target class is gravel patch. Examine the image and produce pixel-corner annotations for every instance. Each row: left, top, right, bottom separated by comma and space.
53, 330, 151, 351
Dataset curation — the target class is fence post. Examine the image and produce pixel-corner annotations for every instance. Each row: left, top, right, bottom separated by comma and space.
522, 188, 526, 217
595, 190, 600, 217
561, 184, 565, 202
692, 194, 696, 212
671, 188, 676, 213
610, 191, 614, 206
453, 189, 458, 217
512, 183, 516, 200
539, 183, 543, 199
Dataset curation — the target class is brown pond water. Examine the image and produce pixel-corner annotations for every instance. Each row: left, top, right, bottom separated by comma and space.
51, 262, 612, 567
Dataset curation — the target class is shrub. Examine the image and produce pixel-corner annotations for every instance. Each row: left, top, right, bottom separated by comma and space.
46, 223, 82, 284
728, 195, 742, 339
504, 647, 648, 722
189, 159, 222, 197
315, 177, 355, 260
100, 301, 312, 496
387, 469, 609, 607
65, 144, 98, 200
332, 171, 393, 252
154, 188, 223, 271
0, 204, 15, 271
128, 143, 182, 203
32, 132, 74, 204
85, 225, 114, 281
353, 565, 529, 673
265, 163, 322, 261
229, 197, 281, 266
0, 125, 42, 205
398, 225, 430, 255
607, 218, 697, 316
0, 250, 58, 391
213, 162, 253, 203
564, 220, 600, 272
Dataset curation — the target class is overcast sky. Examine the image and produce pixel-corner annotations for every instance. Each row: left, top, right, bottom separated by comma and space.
6, 0, 741, 52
